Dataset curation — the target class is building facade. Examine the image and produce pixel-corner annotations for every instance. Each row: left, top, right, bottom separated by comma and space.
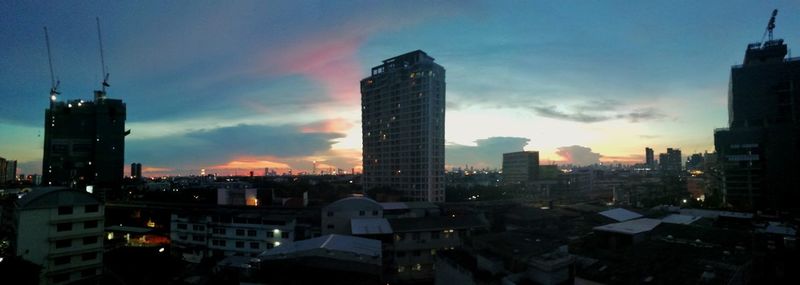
170, 210, 295, 262
714, 38, 800, 211
361, 50, 446, 202
14, 188, 104, 284
42, 90, 127, 193
322, 196, 383, 235
658, 148, 682, 174
645, 147, 655, 169
0, 157, 17, 185
502, 151, 540, 185
130, 163, 142, 179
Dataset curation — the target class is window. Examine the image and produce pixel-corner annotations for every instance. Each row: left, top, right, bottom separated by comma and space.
57, 223, 72, 232
85, 204, 99, 213
81, 269, 96, 278
396, 233, 405, 241
213, 228, 226, 235
413, 250, 421, 257
212, 239, 227, 247
55, 239, 71, 248
54, 256, 70, 265
412, 264, 422, 271
236, 241, 244, 248
372, 210, 379, 216
58, 206, 73, 215
83, 236, 98, 245
397, 251, 406, 257
247, 229, 256, 237
397, 266, 406, 273
267, 243, 274, 249
327, 224, 334, 229
192, 235, 205, 242
192, 225, 205, 231
236, 229, 245, 236
412, 233, 420, 240
327, 211, 333, 217
84, 220, 98, 229
359, 210, 365, 216
266, 231, 273, 238
82, 252, 96, 261
431, 231, 440, 239
177, 223, 187, 230
52, 274, 69, 283
250, 242, 259, 249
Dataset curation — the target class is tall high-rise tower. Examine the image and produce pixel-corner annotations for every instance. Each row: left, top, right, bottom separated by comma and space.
714, 10, 800, 211
645, 147, 655, 169
361, 50, 446, 202
42, 91, 127, 192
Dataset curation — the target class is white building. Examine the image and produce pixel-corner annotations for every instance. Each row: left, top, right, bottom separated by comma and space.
321, 196, 383, 235
171, 210, 295, 262
14, 187, 104, 284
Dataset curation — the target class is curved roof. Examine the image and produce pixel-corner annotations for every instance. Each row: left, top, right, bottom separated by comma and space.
17, 187, 100, 209
324, 196, 381, 210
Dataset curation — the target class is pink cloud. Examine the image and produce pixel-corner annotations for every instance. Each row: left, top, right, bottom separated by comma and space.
299, 118, 354, 133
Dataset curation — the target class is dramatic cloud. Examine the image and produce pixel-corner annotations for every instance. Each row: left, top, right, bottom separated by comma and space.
446, 137, 531, 169
533, 105, 666, 124
555, 145, 602, 166
127, 123, 344, 171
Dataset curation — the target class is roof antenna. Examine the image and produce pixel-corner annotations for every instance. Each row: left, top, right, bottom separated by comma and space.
44, 27, 60, 107
96, 17, 110, 96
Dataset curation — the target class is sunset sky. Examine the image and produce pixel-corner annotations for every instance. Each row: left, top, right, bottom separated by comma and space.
2, 1, 799, 176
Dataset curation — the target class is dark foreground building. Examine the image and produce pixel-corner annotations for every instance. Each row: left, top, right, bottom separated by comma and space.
714, 36, 800, 212
42, 89, 127, 194
361, 50, 446, 202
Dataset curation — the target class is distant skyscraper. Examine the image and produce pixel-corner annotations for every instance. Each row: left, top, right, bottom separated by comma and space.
714, 34, 800, 211
130, 163, 142, 179
502, 151, 540, 185
645, 147, 655, 169
0, 157, 17, 184
658, 148, 682, 174
42, 90, 127, 192
361, 50, 446, 202
685, 153, 704, 171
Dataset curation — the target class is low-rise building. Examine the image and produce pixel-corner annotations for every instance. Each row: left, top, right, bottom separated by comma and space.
14, 187, 104, 284
321, 196, 383, 235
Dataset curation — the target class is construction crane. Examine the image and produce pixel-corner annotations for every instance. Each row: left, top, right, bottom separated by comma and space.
44, 27, 60, 107
96, 17, 110, 93
761, 9, 778, 45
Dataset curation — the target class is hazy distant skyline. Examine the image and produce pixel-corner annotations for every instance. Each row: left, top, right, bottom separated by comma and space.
2, 1, 798, 176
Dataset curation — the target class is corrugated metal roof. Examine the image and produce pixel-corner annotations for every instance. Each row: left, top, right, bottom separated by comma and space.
593, 218, 662, 235
351, 218, 393, 235
661, 214, 701, 225
598, 208, 643, 222
259, 234, 381, 258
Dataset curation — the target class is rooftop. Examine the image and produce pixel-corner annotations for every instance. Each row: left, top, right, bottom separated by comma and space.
350, 218, 393, 235
660, 214, 702, 225
593, 218, 662, 235
388, 214, 488, 232
259, 234, 381, 258
598, 208, 643, 222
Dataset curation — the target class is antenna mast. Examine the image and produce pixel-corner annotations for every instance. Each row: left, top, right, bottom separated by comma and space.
44, 27, 60, 106
96, 17, 110, 94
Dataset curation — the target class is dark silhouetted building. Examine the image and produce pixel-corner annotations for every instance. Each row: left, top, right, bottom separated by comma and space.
130, 163, 142, 179
0, 157, 17, 185
645, 147, 655, 169
361, 50, 446, 202
502, 151, 540, 185
42, 90, 127, 193
685, 153, 704, 171
714, 37, 800, 211
658, 148, 682, 174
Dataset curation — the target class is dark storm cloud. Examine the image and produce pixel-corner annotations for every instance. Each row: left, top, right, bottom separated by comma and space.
127, 124, 343, 168
446, 137, 530, 169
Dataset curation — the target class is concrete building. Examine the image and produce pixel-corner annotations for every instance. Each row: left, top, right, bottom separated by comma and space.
13, 187, 104, 284
361, 50, 446, 202
130, 162, 142, 179
0, 157, 17, 185
388, 215, 489, 282
170, 209, 295, 262
322, 196, 383, 235
502, 151, 540, 185
714, 35, 800, 211
645, 147, 655, 169
42, 89, 127, 194
658, 148, 682, 174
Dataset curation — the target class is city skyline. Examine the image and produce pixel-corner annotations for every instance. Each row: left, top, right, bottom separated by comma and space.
2, 1, 799, 176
